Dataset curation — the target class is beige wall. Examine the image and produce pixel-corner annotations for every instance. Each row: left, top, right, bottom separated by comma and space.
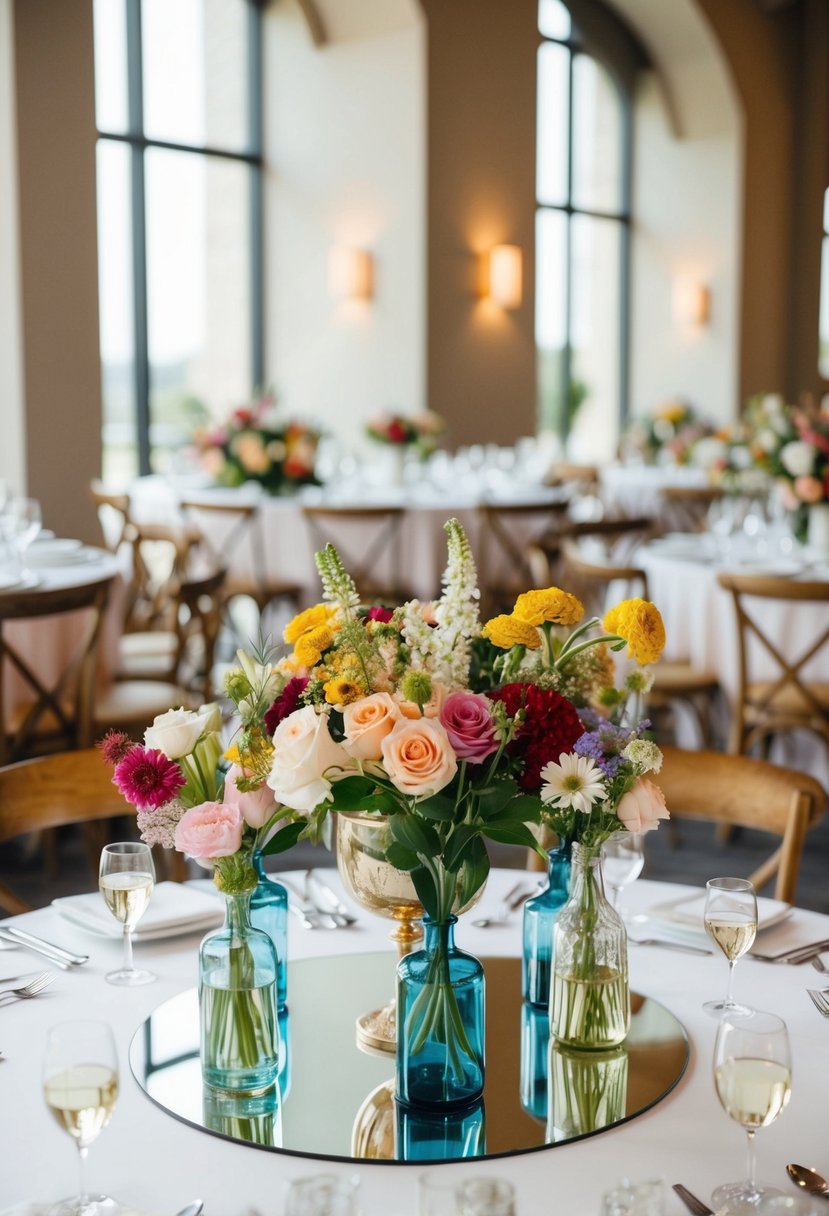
423, 0, 538, 449
0, 0, 24, 495
13, 0, 100, 541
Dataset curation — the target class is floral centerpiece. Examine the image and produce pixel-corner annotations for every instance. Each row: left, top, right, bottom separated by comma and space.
743, 394, 829, 546
365, 410, 446, 456
192, 391, 321, 495
619, 399, 716, 467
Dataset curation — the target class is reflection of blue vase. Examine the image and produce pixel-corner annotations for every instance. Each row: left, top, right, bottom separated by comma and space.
522, 842, 571, 1007
396, 915, 485, 1109
250, 850, 288, 1010
277, 1006, 291, 1102
520, 1002, 549, 1124
396, 1096, 485, 1161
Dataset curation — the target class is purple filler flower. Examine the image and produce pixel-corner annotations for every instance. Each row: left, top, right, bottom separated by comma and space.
113, 746, 186, 810
439, 691, 498, 764
574, 721, 639, 779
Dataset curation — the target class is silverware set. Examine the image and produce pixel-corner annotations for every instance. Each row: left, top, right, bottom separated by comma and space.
281, 872, 358, 930
471, 881, 535, 929
0, 970, 55, 1003
675, 1163, 829, 1214
0, 925, 88, 969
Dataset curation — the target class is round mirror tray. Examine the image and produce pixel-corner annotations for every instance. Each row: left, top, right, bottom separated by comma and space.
129, 953, 689, 1165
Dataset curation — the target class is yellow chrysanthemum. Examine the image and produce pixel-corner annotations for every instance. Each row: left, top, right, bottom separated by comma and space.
283, 603, 337, 646
482, 614, 542, 651
657, 402, 685, 423
294, 624, 335, 669
223, 744, 241, 764
513, 587, 584, 627
603, 598, 666, 666
324, 676, 365, 706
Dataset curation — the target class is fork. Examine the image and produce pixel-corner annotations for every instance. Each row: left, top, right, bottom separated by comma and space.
0, 972, 55, 1003
806, 988, 829, 1017
812, 954, 827, 974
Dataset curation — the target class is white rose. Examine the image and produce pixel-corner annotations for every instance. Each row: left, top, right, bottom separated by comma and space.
144, 707, 212, 759
756, 428, 779, 453
780, 440, 815, 479
266, 706, 351, 814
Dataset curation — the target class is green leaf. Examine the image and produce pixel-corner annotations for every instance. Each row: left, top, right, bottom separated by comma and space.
443, 824, 479, 872
326, 775, 376, 811
361, 791, 399, 814
492, 793, 543, 823
414, 794, 456, 822
390, 814, 440, 858
261, 821, 305, 856
475, 776, 518, 819
482, 820, 542, 850
410, 864, 439, 920
458, 838, 490, 907
385, 841, 419, 871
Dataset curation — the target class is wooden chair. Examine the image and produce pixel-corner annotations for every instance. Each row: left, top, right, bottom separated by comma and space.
560, 537, 720, 746
477, 500, 571, 617
659, 485, 724, 533
716, 572, 829, 759
301, 505, 409, 604
526, 515, 654, 588
0, 749, 186, 914
655, 745, 826, 903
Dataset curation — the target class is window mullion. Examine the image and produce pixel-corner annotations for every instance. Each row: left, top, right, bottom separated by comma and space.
248, 0, 265, 389
125, 0, 151, 475
561, 45, 575, 447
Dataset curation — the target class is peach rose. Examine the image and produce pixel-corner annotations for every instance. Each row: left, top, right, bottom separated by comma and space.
381, 718, 457, 798
794, 475, 824, 504
615, 778, 669, 834
342, 692, 401, 761
174, 800, 244, 859
223, 764, 275, 830
395, 681, 448, 721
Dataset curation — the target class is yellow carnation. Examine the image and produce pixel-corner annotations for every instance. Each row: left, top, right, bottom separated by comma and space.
482, 614, 542, 650
324, 676, 365, 706
603, 598, 666, 666
283, 603, 337, 646
294, 624, 335, 668
513, 587, 584, 627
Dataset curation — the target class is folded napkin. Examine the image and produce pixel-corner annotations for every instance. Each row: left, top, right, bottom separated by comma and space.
52, 881, 223, 941
649, 891, 791, 932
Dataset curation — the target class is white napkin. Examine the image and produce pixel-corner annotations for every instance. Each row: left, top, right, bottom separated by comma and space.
52, 881, 223, 941
649, 891, 791, 932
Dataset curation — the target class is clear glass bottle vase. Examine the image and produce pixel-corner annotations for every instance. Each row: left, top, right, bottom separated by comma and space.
522, 841, 571, 1007
249, 850, 288, 1010
396, 914, 485, 1109
549, 842, 630, 1050
199, 891, 279, 1094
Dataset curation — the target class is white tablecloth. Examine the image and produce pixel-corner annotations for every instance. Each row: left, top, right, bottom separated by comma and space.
599, 466, 710, 521
2, 868, 828, 1216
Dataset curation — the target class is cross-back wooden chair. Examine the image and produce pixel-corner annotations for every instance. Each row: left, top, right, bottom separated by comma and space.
477, 500, 572, 618
88, 481, 132, 552
559, 537, 720, 746
0, 749, 186, 914
526, 515, 654, 588
0, 575, 115, 767
301, 505, 409, 604
654, 745, 825, 903
659, 485, 724, 533
716, 571, 829, 759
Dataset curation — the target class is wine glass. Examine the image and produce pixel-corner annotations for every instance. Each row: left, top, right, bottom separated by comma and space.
99, 842, 156, 986
712, 1008, 791, 1211
285, 1174, 360, 1216
601, 834, 645, 914
43, 1019, 120, 1216
8, 495, 42, 575
703, 877, 758, 1016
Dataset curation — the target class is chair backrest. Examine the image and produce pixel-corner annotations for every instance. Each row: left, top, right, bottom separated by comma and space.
659, 485, 723, 533
301, 505, 407, 603
559, 536, 649, 619
88, 480, 131, 551
716, 571, 829, 753
173, 566, 227, 702
477, 501, 571, 617
0, 576, 114, 766
178, 497, 271, 592
528, 516, 653, 591
121, 519, 202, 634
656, 745, 826, 903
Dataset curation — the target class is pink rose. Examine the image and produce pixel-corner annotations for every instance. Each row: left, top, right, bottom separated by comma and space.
223, 764, 275, 829
777, 480, 799, 512
615, 778, 669, 834
794, 475, 824, 504
395, 681, 447, 721
174, 800, 244, 859
342, 692, 401, 761
381, 718, 457, 798
439, 691, 498, 764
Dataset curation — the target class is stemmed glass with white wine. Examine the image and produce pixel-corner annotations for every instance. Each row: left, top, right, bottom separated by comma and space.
601, 834, 645, 916
712, 1008, 791, 1211
99, 842, 156, 986
703, 876, 758, 1016
43, 1019, 119, 1216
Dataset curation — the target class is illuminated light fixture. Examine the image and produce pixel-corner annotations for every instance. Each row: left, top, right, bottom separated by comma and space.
328, 246, 374, 302
488, 244, 523, 309
672, 277, 710, 327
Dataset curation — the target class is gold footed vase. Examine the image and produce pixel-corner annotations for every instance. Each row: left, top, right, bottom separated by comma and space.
335, 812, 484, 1054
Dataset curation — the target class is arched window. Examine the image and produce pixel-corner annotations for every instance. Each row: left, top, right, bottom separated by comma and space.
536, 0, 631, 461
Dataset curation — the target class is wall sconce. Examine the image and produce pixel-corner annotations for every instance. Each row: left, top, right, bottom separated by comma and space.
487, 244, 523, 309
329, 246, 374, 302
672, 277, 710, 327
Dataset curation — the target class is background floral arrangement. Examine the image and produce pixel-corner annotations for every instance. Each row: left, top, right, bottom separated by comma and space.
365, 409, 446, 455
192, 391, 321, 495
619, 399, 716, 467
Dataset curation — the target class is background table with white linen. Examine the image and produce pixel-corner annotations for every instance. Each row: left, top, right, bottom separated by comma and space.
2, 868, 828, 1216
598, 465, 710, 521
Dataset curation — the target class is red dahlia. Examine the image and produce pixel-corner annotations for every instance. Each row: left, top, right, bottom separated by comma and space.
490, 682, 584, 791
264, 676, 310, 736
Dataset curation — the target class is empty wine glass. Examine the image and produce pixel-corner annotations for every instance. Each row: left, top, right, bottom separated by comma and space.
703, 877, 758, 1016
457, 1177, 515, 1216
43, 1019, 119, 1216
285, 1173, 360, 1216
8, 495, 42, 575
601, 834, 645, 915
99, 842, 156, 986
712, 1008, 791, 1211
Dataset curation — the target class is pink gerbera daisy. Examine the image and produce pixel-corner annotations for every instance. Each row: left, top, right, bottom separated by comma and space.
113, 746, 186, 810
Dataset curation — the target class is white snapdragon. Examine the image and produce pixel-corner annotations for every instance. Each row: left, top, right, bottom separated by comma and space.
430, 518, 481, 687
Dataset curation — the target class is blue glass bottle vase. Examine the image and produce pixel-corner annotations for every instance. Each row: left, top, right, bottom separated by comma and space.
396, 1096, 486, 1161
522, 841, 572, 1008
250, 850, 288, 1010
519, 1001, 549, 1124
199, 891, 279, 1094
396, 914, 485, 1110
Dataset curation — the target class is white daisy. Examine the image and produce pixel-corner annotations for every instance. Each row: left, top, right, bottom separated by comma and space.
540, 753, 607, 814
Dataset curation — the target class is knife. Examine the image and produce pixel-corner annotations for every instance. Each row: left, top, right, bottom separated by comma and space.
672, 1183, 715, 1215
0, 926, 88, 967
305, 871, 358, 926
630, 938, 713, 956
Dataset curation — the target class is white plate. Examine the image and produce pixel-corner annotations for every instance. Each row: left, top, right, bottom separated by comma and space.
26, 545, 98, 568
52, 881, 223, 941
29, 537, 83, 554
0, 570, 24, 591
649, 890, 792, 933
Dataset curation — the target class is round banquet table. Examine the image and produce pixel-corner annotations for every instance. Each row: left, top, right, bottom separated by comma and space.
2, 868, 829, 1216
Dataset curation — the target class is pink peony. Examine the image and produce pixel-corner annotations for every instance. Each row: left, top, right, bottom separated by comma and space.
615, 778, 669, 833
112, 746, 185, 809
174, 801, 244, 859
223, 764, 276, 829
439, 691, 498, 764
